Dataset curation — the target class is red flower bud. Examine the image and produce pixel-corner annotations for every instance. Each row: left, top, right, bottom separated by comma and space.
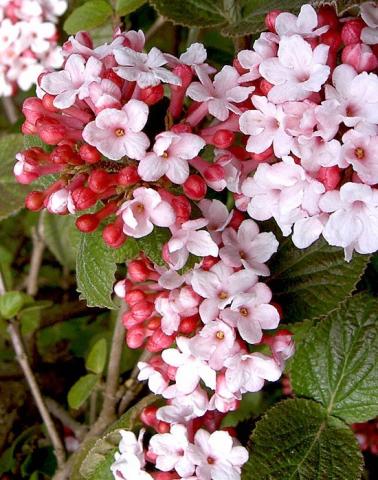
341, 19, 365, 46
117, 166, 140, 186
213, 129, 235, 149
25, 191, 44, 211
71, 187, 97, 210
317, 6, 339, 30
265, 9, 282, 33
126, 326, 145, 349
76, 214, 99, 233
183, 174, 207, 200
79, 144, 101, 164
139, 84, 164, 106
88, 169, 113, 193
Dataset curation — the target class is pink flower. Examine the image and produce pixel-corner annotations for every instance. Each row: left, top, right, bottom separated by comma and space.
149, 424, 195, 477
157, 386, 209, 422
320, 182, 378, 260
155, 287, 198, 335
137, 361, 169, 394
225, 352, 282, 394
199, 199, 233, 243
341, 129, 378, 185
88, 78, 121, 112
46, 188, 75, 214
166, 219, 219, 271
187, 65, 254, 121
111, 430, 152, 480
119, 187, 176, 238
138, 132, 205, 184
187, 429, 248, 480
114, 46, 181, 88
209, 373, 240, 413
221, 283, 280, 344
360, 1, 378, 44
294, 135, 342, 173
239, 95, 294, 158
237, 32, 278, 82
220, 219, 278, 276
82, 100, 149, 161
259, 35, 330, 103
40, 54, 103, 108
191, 261, 257, 324
189, 320, 236, 370
275, 4, 329, 38
162, 337, 216, 394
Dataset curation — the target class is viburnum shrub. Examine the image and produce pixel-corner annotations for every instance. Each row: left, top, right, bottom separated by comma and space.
3, 1, 377, 479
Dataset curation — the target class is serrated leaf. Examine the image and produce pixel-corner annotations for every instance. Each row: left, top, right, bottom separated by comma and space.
79, 395, 158, 479
43, 214, 79, 270
86, 338, 107, 374
0, 291, 26, 319
137, 227, 170, 266
68, 374, 99, 410
150, 0, 225, 28
116, 0, 145, 15
64, 0, 113, 34
267, 237, 368, 323
243, 398, 363, 480
110, 237, 140, 263
291, 294, 378, 424
76, 231, 117, 309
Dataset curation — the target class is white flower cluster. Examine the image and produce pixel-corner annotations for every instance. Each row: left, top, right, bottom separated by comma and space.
0, 0, 67, 96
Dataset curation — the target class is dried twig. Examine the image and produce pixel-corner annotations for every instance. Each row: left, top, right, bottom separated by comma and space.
27, 211, 46, 296
46, 397, 88, 441
1, 96, 19, 124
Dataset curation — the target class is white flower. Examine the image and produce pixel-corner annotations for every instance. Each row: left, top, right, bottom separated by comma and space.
275, 4, 329, 38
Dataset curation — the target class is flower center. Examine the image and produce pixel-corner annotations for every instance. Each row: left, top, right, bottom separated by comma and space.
162, 151, 169, 159
207, 456, 215, 465
218, 291, 228, 300
115, 128, 125, 137
354, 147, 365, 160
135, 203, 144, 213
216, 331, 225, 340
239, 250, 246, 259
239, 307, 249, 317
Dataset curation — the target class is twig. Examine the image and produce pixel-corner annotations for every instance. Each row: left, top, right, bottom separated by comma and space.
1, 96, 19, 124
145, 16, 166, 42
45, 397, 88, 441
7, 320, 66, 468
89, 390, 97, 425
118, 349, 152, 414
27, 211, 46, 296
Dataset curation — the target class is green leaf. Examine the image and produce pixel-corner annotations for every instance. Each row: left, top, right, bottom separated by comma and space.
291, 294, 378, 424
64, 0, 113, 34
79, 395, 158, 479
85, 338, 107, 374
116, 0, 145, 15
150, 0, 225, 28
222, 392, 264, 427
68, 374, 99, 410
110, 237, 140, 263
267, 237, 369, 323
0, 134, 28, 221
137, 227, 170, 266
43, 213, 79, 270
0, 291, 25, 319
76, 231, 117, 309
243, 398, 363, 480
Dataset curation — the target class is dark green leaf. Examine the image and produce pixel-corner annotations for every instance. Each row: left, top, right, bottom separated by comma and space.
64, 0, 113, 34
222, 392, 263, 427
243, 398, 363, 480
150, 0, 225, 28
0, 291, 26, 319
267, 237, 369, 323
68, 374, 99, 410
137, 227, 170, 266
116, 0, 146, 15
43, 213, 79, 270
291, 294, 378, 423
85, 338, 107, 374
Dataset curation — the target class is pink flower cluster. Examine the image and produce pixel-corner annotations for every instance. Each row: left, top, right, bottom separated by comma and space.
0, 0, 67, 96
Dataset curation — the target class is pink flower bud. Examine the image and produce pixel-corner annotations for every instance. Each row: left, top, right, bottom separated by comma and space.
317, 6, 339, 30
183, 174, 207, 201
141, 405, 159, 428
171, 195, 191, 224
125, 289, 146, 306
71, 187, 97, 210
122, 311, 144, 329
79, 144, 101, 164
320, 29, 342, 52
88, 169, 114, 193
341, 19, 365, 46
127, 260, 151, 282
131, 300, 154, 322
117, 166, 140, 186
179, 315, 199, 334
317, 166, 341, 190
342, 43, 378, 73
140, 84, 164, 106
204, 164, 225, 182
76, 214, 100, 233
114, 280, 127, 299
265, 9, 282, 33
36, 118, 66, 145
102, 222, 126, 248
126, 326, 145, 349
146, 329, 175, 352
228, 210, 245, 229
213, 129, 235, 149
25, 191, 45, 211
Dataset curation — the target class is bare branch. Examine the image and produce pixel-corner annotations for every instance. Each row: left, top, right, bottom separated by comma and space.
27, 211, 46, 296
45, 397, 88, 441
1, 96, 19, 124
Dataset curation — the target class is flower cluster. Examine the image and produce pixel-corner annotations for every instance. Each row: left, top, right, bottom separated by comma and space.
0, 0, 67, 96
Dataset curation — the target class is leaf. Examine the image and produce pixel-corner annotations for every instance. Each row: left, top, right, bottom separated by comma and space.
150, 0, 225, 28
0, 134, 28, 221
110, 237, 140, 263
291, 294, 378, 424
68, 374, 99, 410
43, 214, 79, 270
79, 395, 158, 479
64, 0, 113, 34
86, 338, 107, 374
76, 231, 117, 309
267, 237, 369, 323
137, 227, 170, 266
222, 392, 264, 427
116, 0, 146, 15
243, 398, 363, 480
0, 291, 26, 319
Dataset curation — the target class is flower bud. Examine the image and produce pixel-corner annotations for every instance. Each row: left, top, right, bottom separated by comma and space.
316, 166, 341, 191
179, 315, 199, 334
265, 9, 282, 33
122, 311, 144, 329
102, 222, 126, 248
36, 118, 66, 145
317, 6, 339, 30
213, 129, 235, 149
126, 326, 145, 349
131, 300, 154, 322
25, 191, 44, 211
139, 85, 164, 106
126, 289, 146, 306
341, 19, 365, 46
127, 260, 151, 282
228, 210, 245, 229
79, 144, 101, 164
342, 43, 378, 73
146, 329, 175, 352
320, 29, 342, 52
76, 214, 100, 233
88, 169, 113, 193
140, 405, 158, 427
71, 187, 97, 210
204, 164, 225, 182
42, 94, 59, 112
171, 195, 191, 224
117, 166, 140, 186
183, 174, 207, 201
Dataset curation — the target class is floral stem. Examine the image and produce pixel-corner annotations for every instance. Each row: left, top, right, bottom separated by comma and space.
1, 96, 19, 124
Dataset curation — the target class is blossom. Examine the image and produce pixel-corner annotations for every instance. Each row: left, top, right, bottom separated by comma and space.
220, 219, 278, 275
149, 424, 195, 477
41, 54, 103, 109
187, 65, 254, 121
119, 187, 176, 238
111, 430, 152, 480
341, 129, 378, 185
187, 429, 249, 480
162, 336, 216, 394
320, 183, 378, 260
82, 100, 149, 161
166, 219, 219, 270
360, 1, 378, 44
221, 283, 280, 344
275, 4, 329, 38
191, 261, 257, 323
239, 95, 294, 158
259, 35, 330, 103
137, 361, 169, 394
198, 198, 233, 243
157, 386, 209, 423
114, 46, 181, 88
138, 131, 205, 184
237, 32, 278, 82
